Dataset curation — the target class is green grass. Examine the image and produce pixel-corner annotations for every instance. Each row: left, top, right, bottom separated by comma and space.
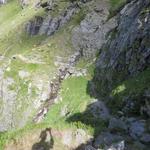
0, 0, 21, 23
44, 77, 91, 129
43, 72, 106, 136
0, 76, 96, 149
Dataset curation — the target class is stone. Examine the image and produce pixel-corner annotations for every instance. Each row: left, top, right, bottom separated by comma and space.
27, 2, 80, 36
0, 77, 17, 131
144, 88, 150, 97
129, 120, 145, 139
92, 0, 150, 98
60, 105, 69, 117
85, 145, 97, 150
89, 100, 110, 120
106, 140, 125, 150
140, 133, 150, 143
62, 131, 72, 146
75, 129, 87, 145
20, 0, 29, 7
18, 70, 30, 79
108, 117, 127, 131
72, 8, 117, 58
26, 16, 43, 35
94, 132, 123, 148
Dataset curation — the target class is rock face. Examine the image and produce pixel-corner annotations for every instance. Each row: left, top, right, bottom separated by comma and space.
88, 0, 150, 149
92, 0, 150, 97
0, 59, 51, 131
0, 76, 17, 131
94, 132, 123, 149
88, 100, 110, 120
26, 3, 79, 36
72, 0, 117, 58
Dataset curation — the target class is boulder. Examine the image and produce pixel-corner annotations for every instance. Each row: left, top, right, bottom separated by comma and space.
140, 133, 150, 143
94, 132, 123, 148
108, 117, 127, 132
88, 100, 110, 120
129, 120, 145, 139
106, 140, 125, 150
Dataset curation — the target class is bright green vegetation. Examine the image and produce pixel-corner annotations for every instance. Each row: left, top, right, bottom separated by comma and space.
44, 77, 92, 130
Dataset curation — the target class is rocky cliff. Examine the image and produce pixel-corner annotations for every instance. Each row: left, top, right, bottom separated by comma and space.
87, 0, 150, 149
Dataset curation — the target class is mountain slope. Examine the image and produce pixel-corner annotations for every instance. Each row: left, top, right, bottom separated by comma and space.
0, 0, 150, 150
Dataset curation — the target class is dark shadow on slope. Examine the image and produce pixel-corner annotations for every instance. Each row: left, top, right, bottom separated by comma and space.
87, 68, 150, 116
32, 128, 54, 150
66, 67, 150, 149
66, 101, 108, 143
66, 101, 108, 149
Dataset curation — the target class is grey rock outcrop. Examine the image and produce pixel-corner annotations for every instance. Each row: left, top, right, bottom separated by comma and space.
20, 0, 41, 8
140, 133, 150, 143
92, 0, 150, 97
0, 77, 17, 131
20, 0, 29, 7
129, 120, 146, 140
105, 141, 125, 150
108, 117, 127, 132
26, 16, 43, 35
94, 132, 123, 149
26, 3, 79, 36
88, 100, 110, 120
72, 0, 117, 58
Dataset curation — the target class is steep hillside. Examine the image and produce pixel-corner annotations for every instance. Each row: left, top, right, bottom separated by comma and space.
0, 0, 150, 150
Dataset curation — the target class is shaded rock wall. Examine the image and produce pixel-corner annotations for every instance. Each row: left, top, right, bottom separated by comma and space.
86, 1, 150, 149
92, 0, 150, 97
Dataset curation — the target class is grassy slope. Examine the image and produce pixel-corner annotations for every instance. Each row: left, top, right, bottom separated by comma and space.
0, 0, 91, 149
0, 65, 97, 150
